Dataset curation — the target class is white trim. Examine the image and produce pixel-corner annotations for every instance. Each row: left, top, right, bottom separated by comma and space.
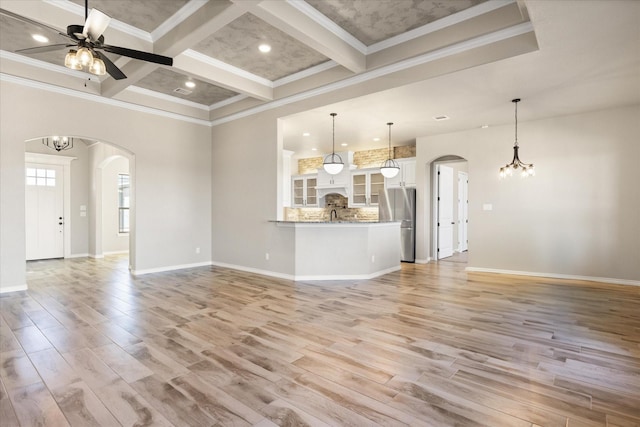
211, 261, 401, 281
209, 94, 248, 111
126, 85, 209, 110
368, 0, 517, 54
182, 50, 273, 87
67, 253, 90, 258
273, 60, 338, 87
151, 1, 209, 41
0, 284, 28, 294
25, 152, 76, 260
0, 73, 212, 127
286, 0, 368, 54
103, 250, 129, 255
45, 0, 152, 42
132, 261, 212, 276
0, 50, 93, 80
90, 254, 105, 259
415, 258, 431, 264
210, 22, 534, 126
465, 267, 640, 287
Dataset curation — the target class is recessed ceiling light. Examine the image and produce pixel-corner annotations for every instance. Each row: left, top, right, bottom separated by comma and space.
185, 81, 196, 89
302, 132, 310, 136
481, 124, 489, 129
258, 44, 271, 53
311, 148, 317, 151
32, 34, 49, 43
433, 115, 450, 121
373, 137, 380, 141
341, 143, 348, 147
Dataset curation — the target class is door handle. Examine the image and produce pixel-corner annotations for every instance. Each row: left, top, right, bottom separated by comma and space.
451, 221, 455, 225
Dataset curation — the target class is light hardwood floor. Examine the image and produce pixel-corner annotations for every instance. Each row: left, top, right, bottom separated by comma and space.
1, 255, 638, 426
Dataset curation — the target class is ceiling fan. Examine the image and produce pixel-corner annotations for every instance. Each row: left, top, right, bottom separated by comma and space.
1, 0, 172, 80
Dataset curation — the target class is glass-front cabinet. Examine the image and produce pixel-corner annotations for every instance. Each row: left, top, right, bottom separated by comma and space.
292, 175, 318, 207
350, 169, 384, 207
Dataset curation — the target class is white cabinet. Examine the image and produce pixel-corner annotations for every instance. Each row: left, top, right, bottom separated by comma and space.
317, 168, 350, 188
292, 175, 318, 207
385, 158, 416, 188
350, 169, 385, 207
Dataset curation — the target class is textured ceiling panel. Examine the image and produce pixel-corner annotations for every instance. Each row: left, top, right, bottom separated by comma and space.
68, 0, 190, 33
193, 13, 329, 81
135, 68, 238, 106
306, 0, 487, 45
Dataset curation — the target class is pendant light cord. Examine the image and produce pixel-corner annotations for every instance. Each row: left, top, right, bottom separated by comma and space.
330, 112, 337, 156
388, 123, 392, 158
513, 98, 519, 147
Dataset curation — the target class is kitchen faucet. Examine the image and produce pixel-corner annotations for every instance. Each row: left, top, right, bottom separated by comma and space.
330, 209, 338, 221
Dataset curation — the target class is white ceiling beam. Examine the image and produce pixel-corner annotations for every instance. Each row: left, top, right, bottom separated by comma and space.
102, 1, 246, 98
235, 0, 366, 74
173, 51, 273, 101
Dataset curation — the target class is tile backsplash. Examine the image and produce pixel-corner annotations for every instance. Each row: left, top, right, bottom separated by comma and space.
284, 194, 378, 222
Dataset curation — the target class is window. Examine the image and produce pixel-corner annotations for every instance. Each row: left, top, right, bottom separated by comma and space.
118, 174, 130, 233
26, 168, 55, 186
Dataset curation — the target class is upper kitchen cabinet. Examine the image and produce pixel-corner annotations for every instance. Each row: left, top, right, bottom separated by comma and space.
385, 158, 416, 188
292, 175, 318, 207
350, 169, 384, 207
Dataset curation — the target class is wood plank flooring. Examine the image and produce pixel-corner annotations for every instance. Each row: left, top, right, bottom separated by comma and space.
1, 255, 638, 426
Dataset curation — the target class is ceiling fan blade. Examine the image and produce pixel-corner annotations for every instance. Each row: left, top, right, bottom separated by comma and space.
82, 8, 111, 41
0, 8, 71, 41
15, 44, 72, 54
94, 51, 127, 80
101, 45, 173, 66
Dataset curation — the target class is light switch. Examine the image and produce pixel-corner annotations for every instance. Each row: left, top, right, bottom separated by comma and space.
80, 205, 86, 211
483, 204, 493, 211
80, 212, 86, 217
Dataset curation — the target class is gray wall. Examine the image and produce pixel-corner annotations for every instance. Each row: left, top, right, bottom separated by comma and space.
0, 80, 212, 292
416, 104, 640, 282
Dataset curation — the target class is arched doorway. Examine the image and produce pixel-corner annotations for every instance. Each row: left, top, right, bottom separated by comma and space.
24, 136, 135, 269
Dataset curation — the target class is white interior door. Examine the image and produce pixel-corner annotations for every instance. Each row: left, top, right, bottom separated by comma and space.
437, 164, 454, 259
458, 171, 468, 252
26, 163, 64, 260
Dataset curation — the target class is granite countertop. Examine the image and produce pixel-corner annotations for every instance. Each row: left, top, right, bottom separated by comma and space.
271, 220, 400, 224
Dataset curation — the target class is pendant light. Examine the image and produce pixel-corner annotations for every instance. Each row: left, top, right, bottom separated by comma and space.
323, 113, 344, 175
380, 122, 400, 178
499, 98, 535, 178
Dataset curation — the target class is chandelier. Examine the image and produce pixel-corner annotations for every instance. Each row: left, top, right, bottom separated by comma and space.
380, 122, 400, 178
499, 98, 535, 178
43, 136, 74, 152
323, 113, 344, 175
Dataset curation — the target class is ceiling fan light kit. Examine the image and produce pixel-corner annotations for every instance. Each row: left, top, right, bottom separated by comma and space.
7, 0, 173, 81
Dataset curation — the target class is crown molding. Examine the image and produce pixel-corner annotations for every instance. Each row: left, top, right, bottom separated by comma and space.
1, 73, 211, 127
151, 0, 209, 41
273, 60, 338, 87
182, 49, 273, 87
126, 85, 210, 111
209, 94, 248, 111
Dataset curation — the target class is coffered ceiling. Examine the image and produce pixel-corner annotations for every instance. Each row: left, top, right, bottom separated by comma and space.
1, 1, 638, 157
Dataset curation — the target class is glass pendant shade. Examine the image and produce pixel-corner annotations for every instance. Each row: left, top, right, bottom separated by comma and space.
64, 50, 82, 70
380, 122, 400, 178
323, 113, 344, 175
76, 47, 94, 66
90, 57, 106, 75
499, 99, 535, 179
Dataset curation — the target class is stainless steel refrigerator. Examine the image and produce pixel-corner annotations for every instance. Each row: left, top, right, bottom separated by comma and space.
379, 187, 416, 262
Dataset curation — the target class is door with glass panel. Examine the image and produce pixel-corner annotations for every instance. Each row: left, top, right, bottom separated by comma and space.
25, 163, 64, 260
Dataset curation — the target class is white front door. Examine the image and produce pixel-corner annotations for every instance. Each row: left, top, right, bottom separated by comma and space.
437, 164, 454, 259
25, 163, 64, 260
457, 171, 468, 252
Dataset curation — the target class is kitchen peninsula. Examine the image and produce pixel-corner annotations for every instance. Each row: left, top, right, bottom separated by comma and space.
272, 220, 401, 280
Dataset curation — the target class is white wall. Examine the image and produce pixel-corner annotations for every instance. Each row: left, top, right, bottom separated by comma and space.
416, 104, 640, 283
0, 80, 212, 292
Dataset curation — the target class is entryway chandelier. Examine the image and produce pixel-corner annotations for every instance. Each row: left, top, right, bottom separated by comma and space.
499, 98, 535, 178
43, 136, 74, 152
380, 122, 400, 178
323, 112, 344, 175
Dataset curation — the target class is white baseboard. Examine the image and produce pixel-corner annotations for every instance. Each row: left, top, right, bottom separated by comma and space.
67, 253, 89, 258
210, 261, 401, 281
465, 267, 640, 287
415, 258, 431, 264
0, 284, 28, 294
89, 254, 105, 259
103, 250, 129, 255
131, 261, 212, 276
